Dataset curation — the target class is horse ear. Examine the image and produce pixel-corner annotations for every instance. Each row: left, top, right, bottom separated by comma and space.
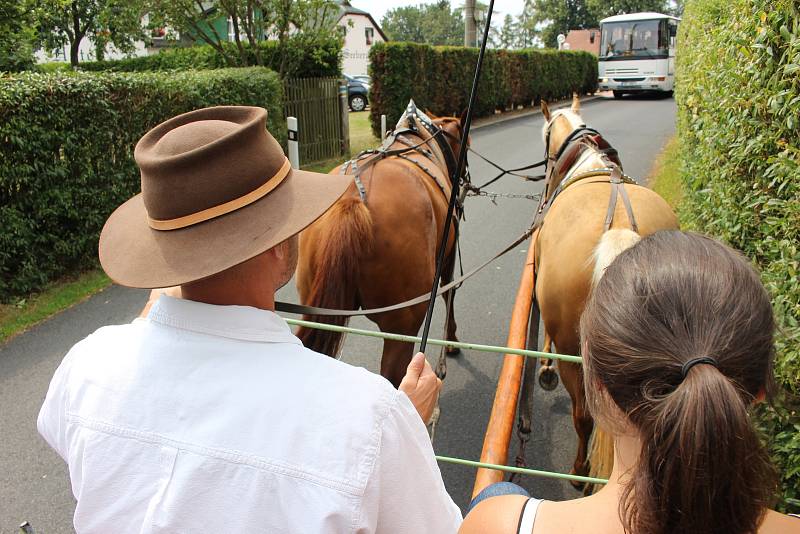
571, 93, 581, 113
541, 100, 551, 121
459, 108, 468, 127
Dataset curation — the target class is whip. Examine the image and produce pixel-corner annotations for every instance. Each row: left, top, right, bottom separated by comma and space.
419, 0, 496, 353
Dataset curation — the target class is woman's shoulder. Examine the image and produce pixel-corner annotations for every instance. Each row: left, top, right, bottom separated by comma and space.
760, 509, 800, 533
459, 495, 530, 534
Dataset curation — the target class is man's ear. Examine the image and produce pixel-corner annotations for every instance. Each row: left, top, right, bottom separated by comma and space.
270, 241, 287, 260
541, 100, 551, 122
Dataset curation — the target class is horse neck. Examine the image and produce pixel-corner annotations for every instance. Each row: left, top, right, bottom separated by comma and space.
571, 147, 608, 176
427, 122, 459, 178
543, 136, 607, 203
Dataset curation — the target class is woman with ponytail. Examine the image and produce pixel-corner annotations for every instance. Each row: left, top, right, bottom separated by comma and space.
460, 231, 799, 534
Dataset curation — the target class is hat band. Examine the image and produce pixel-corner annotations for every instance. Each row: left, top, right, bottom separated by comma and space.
148, 158, 291, 231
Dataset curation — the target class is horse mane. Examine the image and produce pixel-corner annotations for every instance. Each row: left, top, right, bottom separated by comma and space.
541, 108, 584, 145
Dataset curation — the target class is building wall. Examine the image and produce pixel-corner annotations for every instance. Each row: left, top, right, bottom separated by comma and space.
565, 29, 601, 55
339, 14, 384, 76
35, 38, 149, 63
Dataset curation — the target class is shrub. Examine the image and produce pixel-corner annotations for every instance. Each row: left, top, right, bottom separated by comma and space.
677, 0, 800, 510
79, 37, 342, 79
0, 68, 285, 301
368, 42, 598, 136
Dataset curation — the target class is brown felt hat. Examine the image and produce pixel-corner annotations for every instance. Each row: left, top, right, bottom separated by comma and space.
99, 106, 350, 288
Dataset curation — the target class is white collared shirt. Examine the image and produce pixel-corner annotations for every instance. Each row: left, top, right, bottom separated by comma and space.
38, 296, 461, 533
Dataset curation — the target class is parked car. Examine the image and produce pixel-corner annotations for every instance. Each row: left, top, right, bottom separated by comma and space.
353, 75, 371, 85
345, 74, 369, 112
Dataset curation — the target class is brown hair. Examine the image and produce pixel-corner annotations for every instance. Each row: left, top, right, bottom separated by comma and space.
580, 231, 777, 534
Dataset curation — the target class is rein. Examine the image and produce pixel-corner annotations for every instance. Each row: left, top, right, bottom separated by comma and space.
275, 225, 534, 317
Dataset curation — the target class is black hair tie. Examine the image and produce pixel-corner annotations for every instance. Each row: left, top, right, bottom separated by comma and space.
681, 356, 719, 379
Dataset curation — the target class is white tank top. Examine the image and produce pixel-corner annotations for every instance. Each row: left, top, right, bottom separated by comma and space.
517, 498, 544, 534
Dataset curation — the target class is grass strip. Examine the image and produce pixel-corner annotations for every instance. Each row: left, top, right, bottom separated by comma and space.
0, 270, 111, 343
648, 136, 683, 209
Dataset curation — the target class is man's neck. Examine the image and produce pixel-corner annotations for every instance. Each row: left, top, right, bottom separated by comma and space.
180, 283, 276, 311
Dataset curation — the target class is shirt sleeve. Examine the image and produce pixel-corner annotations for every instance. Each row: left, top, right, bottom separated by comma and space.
37, 347, 78, 460
359, 390, 463, 533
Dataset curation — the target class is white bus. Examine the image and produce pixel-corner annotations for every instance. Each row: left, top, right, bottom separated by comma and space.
597, 12, 680, 98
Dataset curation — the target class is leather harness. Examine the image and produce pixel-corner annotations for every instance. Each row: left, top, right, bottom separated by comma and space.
537, 126, 639, 233
339, 102, 462, 210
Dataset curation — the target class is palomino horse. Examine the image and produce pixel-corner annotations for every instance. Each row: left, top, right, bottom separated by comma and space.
295, 105, 465, 388
533, 95, 679, 486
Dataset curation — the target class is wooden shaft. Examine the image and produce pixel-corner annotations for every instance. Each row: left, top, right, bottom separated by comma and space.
472, 240, 536, 498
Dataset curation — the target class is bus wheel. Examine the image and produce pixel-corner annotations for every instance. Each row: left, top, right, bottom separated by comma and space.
613, 90, 624, 99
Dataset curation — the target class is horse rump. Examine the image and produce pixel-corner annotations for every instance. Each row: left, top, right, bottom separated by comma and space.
297, 197, 374, 358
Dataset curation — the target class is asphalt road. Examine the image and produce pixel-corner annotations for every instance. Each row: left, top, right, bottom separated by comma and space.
0, 94, 676, 533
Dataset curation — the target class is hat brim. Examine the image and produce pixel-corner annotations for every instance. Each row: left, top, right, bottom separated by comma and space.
99, 168, 352, 288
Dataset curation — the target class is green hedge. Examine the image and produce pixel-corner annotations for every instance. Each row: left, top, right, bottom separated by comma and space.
0, 68, 285, 301
677, 0, 799, 511
79, 37, 342, 79
368, 42, 598, 136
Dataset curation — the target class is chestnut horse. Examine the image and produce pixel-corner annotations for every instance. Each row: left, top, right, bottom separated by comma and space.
295, 108, 465, 388
533, 96, 679, 486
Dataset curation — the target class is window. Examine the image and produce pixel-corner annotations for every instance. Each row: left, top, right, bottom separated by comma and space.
365, 27, 374, 46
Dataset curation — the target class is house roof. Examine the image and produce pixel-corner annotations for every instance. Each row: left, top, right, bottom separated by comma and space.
336, 0, 388, 41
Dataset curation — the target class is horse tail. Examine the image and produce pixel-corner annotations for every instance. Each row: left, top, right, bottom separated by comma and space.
588, 228, 641, 485
591, 228, 641, 288
296, 197, 373, 358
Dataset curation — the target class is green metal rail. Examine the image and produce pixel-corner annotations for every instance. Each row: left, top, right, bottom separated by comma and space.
435, 456, 607, 485
284, 318, 583, 364
283, 316, 602, 485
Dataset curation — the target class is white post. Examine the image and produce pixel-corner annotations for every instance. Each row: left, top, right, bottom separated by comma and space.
381, 114, 387, 140
287, 116, 300, 169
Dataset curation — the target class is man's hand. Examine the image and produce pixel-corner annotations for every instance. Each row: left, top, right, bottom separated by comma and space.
398, 352, 442, 425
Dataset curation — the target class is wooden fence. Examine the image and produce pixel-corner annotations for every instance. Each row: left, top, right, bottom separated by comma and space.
283, 77, 349, 166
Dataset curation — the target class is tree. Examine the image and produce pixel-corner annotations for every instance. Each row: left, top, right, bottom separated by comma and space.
532, 0, 597, 48
381, 1, 464, 46
515, 0, 540, 49
1, 0, 36, 71
494, 14, 517, 49
667, 0, 684, 16
34, 0, 147, 66
149, 0, 339, 74
586, 0, 669, 20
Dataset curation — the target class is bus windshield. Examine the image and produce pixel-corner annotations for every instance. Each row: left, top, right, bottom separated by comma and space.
600, 19, 667, 59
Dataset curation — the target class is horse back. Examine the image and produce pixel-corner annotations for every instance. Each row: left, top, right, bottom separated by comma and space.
535, 182, 678, 353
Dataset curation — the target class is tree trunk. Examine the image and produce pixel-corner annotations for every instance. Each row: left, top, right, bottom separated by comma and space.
70, 38, 81, 66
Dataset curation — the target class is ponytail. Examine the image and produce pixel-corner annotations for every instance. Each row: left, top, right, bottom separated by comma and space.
623, 365, 775, 534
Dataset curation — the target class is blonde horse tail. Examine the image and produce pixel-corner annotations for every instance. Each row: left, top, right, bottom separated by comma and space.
587, 228, 641, 487
297, 197, 373, 357
591, 228, 641, 289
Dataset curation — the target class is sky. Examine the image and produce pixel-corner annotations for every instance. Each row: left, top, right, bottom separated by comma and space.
352, 0, 527, 26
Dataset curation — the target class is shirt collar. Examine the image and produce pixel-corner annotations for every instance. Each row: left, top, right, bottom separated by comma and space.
147, 295, 302, 345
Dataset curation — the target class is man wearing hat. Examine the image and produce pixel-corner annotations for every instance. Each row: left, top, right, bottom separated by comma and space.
38, 106, 462, 532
